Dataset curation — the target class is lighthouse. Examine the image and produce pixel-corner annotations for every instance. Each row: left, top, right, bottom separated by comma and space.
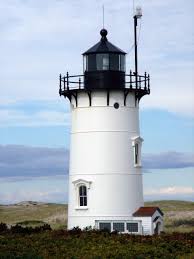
59, 9, 164, 235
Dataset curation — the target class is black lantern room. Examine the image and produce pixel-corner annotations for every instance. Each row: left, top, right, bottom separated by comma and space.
83, 29, 126, 89
59, 28, 150, 106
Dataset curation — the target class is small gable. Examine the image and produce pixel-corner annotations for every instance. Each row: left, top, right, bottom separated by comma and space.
133, 207, 164, 217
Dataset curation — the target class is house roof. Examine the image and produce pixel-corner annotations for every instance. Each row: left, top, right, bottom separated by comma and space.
133, 207, 164, 217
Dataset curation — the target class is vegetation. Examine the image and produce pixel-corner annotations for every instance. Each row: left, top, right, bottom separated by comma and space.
1, 200, 194, 232
146, 200, 194, 233
0, 225, 194, 258
0, 202, 67, 229
0, 201, 194, 258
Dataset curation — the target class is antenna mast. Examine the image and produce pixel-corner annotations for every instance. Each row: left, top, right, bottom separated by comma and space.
103, 5, 105, 28
133, 6, 142, 89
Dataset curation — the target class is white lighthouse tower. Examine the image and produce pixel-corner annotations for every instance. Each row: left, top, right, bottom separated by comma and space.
59, 10, 164, 235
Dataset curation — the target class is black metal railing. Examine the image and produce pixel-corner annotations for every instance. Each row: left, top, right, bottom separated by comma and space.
59, 70, 150, 95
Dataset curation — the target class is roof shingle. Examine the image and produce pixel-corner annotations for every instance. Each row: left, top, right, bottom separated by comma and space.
133, 207, 164, 217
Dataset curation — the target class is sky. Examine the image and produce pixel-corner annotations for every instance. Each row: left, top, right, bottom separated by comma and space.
0, 0, 193, 204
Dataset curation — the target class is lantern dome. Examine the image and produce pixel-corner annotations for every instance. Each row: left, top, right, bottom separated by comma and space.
83, 29, 126, 55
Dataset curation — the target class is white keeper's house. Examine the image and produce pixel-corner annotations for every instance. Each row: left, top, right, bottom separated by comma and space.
59, 8, 164, 235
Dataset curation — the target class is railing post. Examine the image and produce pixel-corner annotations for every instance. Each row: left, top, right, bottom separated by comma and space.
144, 72, 147, 90
148, 74, 150, 91
67, 72, 69, 90
59, 74, 62, 96
138, 75, 141, 89
63, 76, 65, 90
79, 77, 81, 89
130, 70, 132, 89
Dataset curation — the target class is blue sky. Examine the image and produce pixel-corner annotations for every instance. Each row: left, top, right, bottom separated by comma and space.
0, 0, 193, 204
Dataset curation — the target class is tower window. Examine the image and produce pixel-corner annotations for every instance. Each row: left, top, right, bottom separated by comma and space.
109, 54, 120, 70
120, 54, 125, 72
87, 54, 96, 71
96, 54, 109, 70
79, 185, 87, 207
134, 143, 139, 164
114, 102, 119, 109
132, 136, 143, 167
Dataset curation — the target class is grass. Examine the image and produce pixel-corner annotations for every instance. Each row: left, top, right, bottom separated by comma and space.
146, 200, 194, 212
16, 220, 47, 227
0, 200, 193, 232
146, 200, 194, 233
0, 201, 194, 258
0, 202, 67, 229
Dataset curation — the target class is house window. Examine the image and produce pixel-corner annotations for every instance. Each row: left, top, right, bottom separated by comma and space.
99, 222, 111, 232
113, 222, 125, 232
79, 185, 87, 207
127, 223, 138, 232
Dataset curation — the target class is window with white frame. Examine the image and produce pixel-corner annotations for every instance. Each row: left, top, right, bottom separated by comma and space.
127, 222, 138, 232
113, 222, 125, 232
132, 136, 143, 167
96, 221, 141, 233
99, 222, 111, 232
79, 185, 87, 207
134, 143, 139, 164
72, 179, 92, 209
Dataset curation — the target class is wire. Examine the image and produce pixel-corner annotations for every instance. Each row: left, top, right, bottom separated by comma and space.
128, 43, 135, 53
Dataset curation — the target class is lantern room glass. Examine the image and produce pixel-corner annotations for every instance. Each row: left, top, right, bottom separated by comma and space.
84, 53, 125, 72
96, 54, 109, 70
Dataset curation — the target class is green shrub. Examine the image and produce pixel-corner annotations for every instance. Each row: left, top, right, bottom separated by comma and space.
0, 222, 8, 233
172, 218, 194, 227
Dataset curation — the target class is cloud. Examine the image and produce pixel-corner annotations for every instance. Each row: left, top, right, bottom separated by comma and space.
143, 151, 194, 169
0, 188, 67, 205
145, 186, 194, 196
0, 0, 193, 117
0, 109, 70, 127
0, 145, 194, 178
0, 145, 69, 177
144, 186, 194, 201
0, 100, 70, 127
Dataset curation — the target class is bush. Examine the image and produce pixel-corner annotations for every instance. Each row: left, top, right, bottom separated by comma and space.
0, 228, 193, 258
68, 226, 82, 235
10, 224, 52, 234
0, 222, 8, 233
172, 219, 194, 227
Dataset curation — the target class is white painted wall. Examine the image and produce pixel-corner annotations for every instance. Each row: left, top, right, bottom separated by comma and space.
151, 211, 164, 234
134, 211, 164, 235
68, 90, 144, 229
133, 216, 152, 235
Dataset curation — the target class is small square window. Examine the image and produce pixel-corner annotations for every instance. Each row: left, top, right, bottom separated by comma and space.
113, 222, 125, 232
127, 223, 138, 232
99, 222, 111, 232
